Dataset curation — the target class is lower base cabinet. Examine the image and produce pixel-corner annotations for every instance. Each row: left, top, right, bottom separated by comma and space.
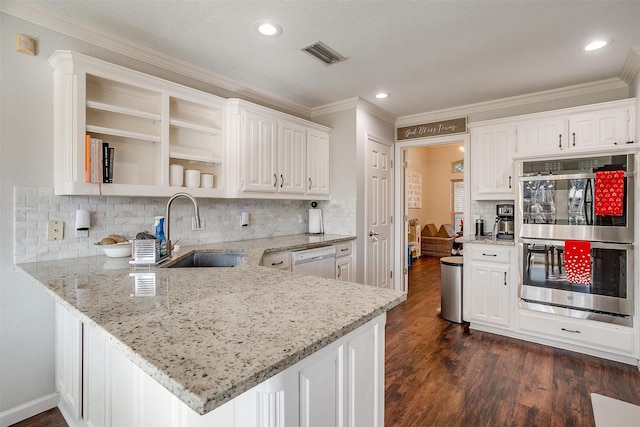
56, 302, 385, 427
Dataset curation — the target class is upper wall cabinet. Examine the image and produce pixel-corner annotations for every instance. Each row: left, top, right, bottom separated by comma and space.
50, 50, 228, 197
469, 123, 516, 200
228, 99, 331, 200
514, 99, 635, 158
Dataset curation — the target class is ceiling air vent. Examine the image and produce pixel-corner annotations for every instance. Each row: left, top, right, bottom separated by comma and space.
301, 41, 347, 65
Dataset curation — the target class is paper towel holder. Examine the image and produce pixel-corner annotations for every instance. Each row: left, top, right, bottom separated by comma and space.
307, 201, 324, 235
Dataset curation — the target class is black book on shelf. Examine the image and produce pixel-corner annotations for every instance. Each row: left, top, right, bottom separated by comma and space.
102, 142, 110, 183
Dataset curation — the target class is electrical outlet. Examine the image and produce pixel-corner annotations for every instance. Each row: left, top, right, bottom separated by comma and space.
75, 229, 89, 238
298, 214, 304, 224
46, 220, 64, 240
192, 216, 206, 231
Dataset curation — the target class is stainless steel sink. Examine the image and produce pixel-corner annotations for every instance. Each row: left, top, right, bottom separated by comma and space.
164, 251, 244, 268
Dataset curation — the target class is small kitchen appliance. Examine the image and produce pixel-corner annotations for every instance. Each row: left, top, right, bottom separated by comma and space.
496, 204, 514, 240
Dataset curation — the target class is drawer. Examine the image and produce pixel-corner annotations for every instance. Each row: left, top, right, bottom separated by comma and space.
518, 309, 635, 355
334, 241, 353, 258
469, 245, 511, 263
261, 250, 291, 271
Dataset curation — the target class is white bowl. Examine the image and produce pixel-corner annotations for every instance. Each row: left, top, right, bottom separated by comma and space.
101, 242, 132, 258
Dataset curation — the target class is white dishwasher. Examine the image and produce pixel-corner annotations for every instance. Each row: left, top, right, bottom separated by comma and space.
291, 246, 336, 279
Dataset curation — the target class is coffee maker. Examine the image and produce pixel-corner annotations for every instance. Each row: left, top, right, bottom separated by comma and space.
496, 204, 514, 240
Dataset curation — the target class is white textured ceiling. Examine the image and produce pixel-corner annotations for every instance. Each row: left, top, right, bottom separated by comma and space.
19, 1, 640, 118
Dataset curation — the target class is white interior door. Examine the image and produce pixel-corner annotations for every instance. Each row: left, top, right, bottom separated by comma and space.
366, 136, 393, 288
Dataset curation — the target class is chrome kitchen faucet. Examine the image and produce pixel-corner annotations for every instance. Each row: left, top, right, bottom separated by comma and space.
165, 192, 201, 257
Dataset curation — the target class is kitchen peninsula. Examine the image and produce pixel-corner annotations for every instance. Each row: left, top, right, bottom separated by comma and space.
17, 234, 406, 427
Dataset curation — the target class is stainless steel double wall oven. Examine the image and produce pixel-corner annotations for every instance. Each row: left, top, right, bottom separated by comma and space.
518, 153, 635, 325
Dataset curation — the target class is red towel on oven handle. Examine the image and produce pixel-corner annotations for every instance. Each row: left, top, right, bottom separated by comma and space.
564, 240, 591, 285
595, 170, 624, 216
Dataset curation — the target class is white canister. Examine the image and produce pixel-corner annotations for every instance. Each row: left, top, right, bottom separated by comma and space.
200, 173, 214, 188
184, 169, 201, 188
169, 164, 184, 187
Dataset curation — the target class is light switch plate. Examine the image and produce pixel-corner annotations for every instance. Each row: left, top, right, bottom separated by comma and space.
47, 220, 64, 240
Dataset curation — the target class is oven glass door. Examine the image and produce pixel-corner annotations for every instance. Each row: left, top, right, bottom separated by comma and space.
520, 173, 633, 242
520, 239, 633, 316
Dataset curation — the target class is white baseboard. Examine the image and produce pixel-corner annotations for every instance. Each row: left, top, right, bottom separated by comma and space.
0, 392, 59, 427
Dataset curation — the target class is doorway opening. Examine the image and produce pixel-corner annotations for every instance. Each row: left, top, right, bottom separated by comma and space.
393, 134, 470, 293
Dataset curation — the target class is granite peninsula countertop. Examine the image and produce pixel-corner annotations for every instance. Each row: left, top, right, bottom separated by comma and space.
16, 234, 406, 416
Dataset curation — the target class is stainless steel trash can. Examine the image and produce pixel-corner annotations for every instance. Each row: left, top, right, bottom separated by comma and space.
440, 256, 464, 323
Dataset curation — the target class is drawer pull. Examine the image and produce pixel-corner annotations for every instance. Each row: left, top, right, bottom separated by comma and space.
504, 272, 507, 286
561, 327, 581, 334
482, 253, 497, 257
271, 261, 284, 266
341, 248, 349, 252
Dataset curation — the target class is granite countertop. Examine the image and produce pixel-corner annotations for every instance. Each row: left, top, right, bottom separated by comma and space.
16, 234, 406, 416
455, 235, 516, 246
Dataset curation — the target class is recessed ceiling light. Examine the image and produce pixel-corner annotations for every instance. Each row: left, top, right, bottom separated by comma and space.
375, 92, 390, 99
584, 40, 608, 51
255, 21, 282, 37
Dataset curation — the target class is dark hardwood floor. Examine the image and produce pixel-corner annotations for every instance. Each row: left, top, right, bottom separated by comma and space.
12, 256, 640, 426
385, 255, 640, 427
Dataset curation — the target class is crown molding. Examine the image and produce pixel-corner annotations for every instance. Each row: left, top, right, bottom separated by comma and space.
311, 97, 396, 124
620, 45, 640, 86
1, 1, 312, 118
396, 78, 628, 127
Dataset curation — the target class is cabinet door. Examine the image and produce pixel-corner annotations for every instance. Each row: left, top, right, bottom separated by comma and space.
516, 118, 566, 155
299, 344, 344, 427
55, 303, 83, 423
568, 108, 630, 149
242, 110, 278, 193
306, 129, 331, 196
469, 262, 510, 328
279, 120, 307, 194
336, 256, 353, 282
471, 125, 515, 199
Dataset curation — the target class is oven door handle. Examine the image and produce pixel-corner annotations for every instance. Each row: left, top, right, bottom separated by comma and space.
519, 238, 633, 250
584, 178, 593, 225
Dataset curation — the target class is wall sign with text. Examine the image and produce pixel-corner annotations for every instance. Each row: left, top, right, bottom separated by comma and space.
397, 117, 467, 141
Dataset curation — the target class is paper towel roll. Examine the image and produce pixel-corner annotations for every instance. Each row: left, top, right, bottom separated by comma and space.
309, 209, 324, 234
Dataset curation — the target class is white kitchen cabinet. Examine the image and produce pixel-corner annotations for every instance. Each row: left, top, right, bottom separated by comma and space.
279, 120, 307, 194
335, 240, 354, 282
518, 309, 635, 357
56, 300, 385, 427
567, 106, 632, 149
261, 250, 292, 271
241, 109, 278, 193
55, 303, 83, 424
306, 128, 331, 197
50, 50, 227, 198
516, 117, 566, 155
470, 124, 515, 199
230, 100, 331, 200
465, 245, 513, 329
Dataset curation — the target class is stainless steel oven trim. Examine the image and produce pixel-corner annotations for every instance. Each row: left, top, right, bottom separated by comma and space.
519, 171, 634, 181
519, 300, 633, 327
518, 239, 634, 318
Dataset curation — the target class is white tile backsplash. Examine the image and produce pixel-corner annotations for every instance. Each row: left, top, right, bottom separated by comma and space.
14, 187, 356, 263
